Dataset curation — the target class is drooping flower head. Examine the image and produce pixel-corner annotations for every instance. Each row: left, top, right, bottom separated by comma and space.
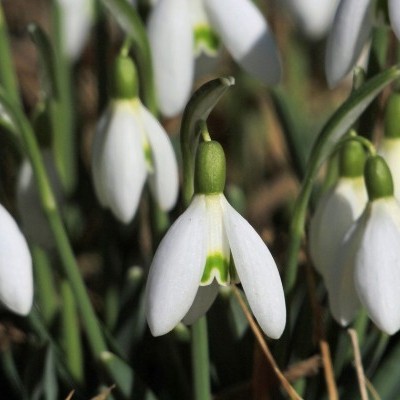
309, 140, 367, 280
91, 54, 179, 223
325, 0, 400, 87
145, 137, 286, 338
328, 155, 400, 334
147, 0, 282, 116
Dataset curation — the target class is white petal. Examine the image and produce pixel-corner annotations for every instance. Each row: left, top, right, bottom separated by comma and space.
182, 281, 219, 325
138, 104, 179, 211
221, 196, 286, 339
147, 0, 194, 117
354, 199, 400, 334
378, 138, 400, 201
389, 0, 400, 40
57, 0, 93, 60
204, 0, 281, 85
284, 0, 340, 39
308, 177, 367, 278
145, 195, 207, 336
96, 101, 147, 223
326, 222, 362, 326
0, 204, 33, 315
325, 0, 373, 87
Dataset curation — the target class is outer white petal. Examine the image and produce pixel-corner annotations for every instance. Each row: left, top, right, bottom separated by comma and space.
221, 196, 286, 339
58, 0, 93, 60
138, 104, 179, 211
354, 199, 400, 334
147, 0, 194, 117
182, 281, 219, 325
284, 0, 340, 39
309, 177, 367, 278
389, 0, 400, 40
325, 0, 373, 88
17, 151, 63, 248
96, 101, 147, 223
145, 195, 207, 336
378, 138, 400, 201
0, 204, 33, 315
204, 0, 281, 85
326, 222, 362, 326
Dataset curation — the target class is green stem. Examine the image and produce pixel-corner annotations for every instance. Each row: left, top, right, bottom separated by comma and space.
32, 245, 58, 324
191, 317, 211, 400
0, 4, 20, 106
3, 96, 108, 358
51, 0, 76, 193
60, 280, 84, 384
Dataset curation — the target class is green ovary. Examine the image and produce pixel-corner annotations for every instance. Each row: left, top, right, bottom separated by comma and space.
201, 253, 230, 286
194, 25, 220, 56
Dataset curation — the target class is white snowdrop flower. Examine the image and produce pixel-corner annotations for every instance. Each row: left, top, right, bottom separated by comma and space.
17, 150, 63, 248
0, 203, 33, 315
91, 55, 179, 223
309, 141, 367, 279
147, 0, 281, 117
329, 156, 400, 334
283, 0, 340, 39
57, 0, 94, 60
146, 140, 286, 338
325, 0, 400, 87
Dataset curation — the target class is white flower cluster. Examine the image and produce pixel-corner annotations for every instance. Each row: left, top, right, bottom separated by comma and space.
310, 151, 400, 335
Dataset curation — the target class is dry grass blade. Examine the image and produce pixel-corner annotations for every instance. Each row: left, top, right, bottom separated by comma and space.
232, 286, 303, 400
90, 384, 116, 400
348, 329, 369, 400
65, 390, 75, 400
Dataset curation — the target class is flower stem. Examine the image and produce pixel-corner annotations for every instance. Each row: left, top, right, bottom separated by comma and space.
0, 4, 20, 106
3, 97, 108, 358
191, 317, 211, 400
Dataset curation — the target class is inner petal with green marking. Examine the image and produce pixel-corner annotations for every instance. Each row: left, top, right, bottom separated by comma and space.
194, 25, 220, 56
200, 194, 231, 286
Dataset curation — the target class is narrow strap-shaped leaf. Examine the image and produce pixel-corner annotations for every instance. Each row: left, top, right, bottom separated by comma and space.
285, 65, 400, 294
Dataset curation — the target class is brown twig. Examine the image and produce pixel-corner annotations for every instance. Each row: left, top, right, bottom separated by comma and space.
348, 329, 369, 400
284, 354, 322, 382
232, 286, 303, 400
365, 377, 382, 400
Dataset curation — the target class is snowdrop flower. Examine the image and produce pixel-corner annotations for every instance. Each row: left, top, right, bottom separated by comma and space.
283, 0, 340, 39
147, 0, 281, 117
325, 0, 400, 87
0, 203, 33, 315
58, 0, 94, 60
329, 155, 400, 334
146, 139, 286, 338
91, 55, 179, 223
17, 150, 63, 248
309, 141, 367, 279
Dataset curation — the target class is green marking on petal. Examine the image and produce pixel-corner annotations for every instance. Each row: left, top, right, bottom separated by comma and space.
194, 25, 220, 56
201, 253, 230, 286
143, 141, 154, 173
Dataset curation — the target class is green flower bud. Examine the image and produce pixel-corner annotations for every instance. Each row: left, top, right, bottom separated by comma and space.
194, 140, 226, 194
364, 155, 394, 201
384, 92, 400, 139
339, 140, 366, 178
111, 54, 138, 100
